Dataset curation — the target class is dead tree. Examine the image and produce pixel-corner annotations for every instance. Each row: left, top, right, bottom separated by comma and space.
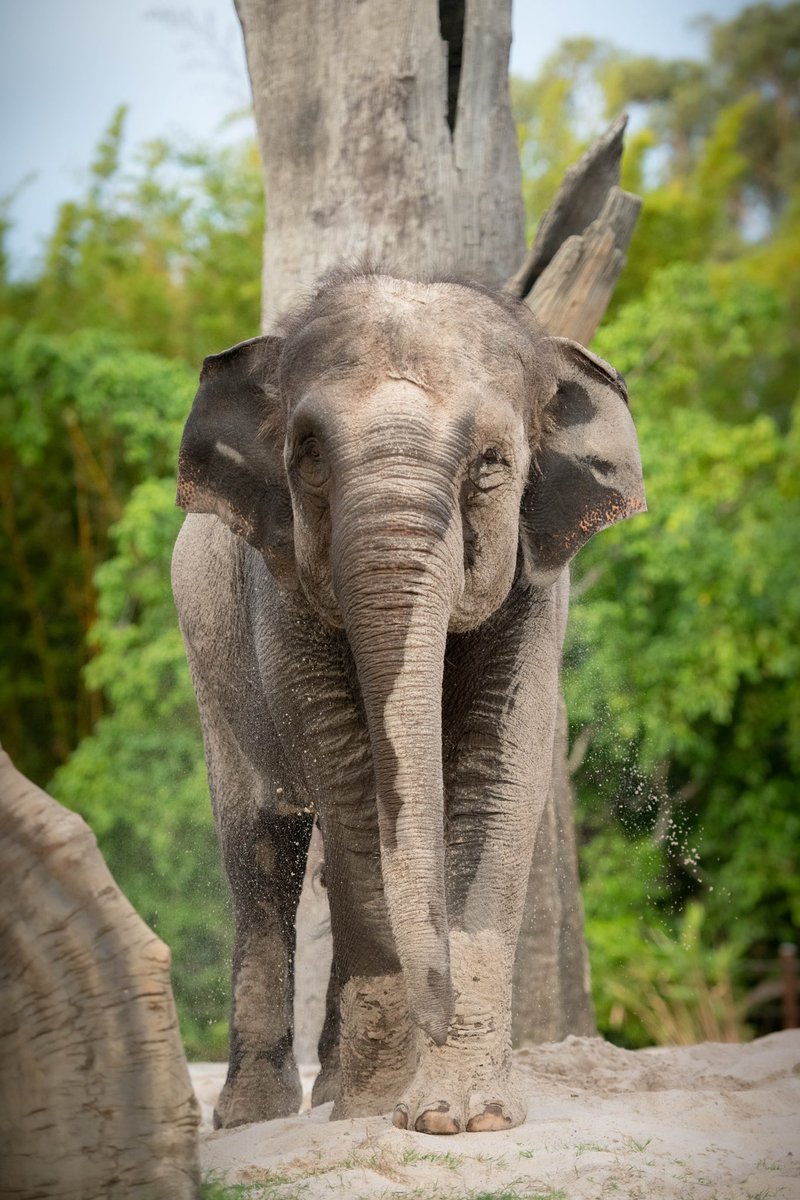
233, 0, 641, 1052
0, 745, 200, 1199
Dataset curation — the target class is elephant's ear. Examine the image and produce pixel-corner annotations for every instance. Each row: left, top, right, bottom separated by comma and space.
176, 335, 295, 584
519, 337, 646, 587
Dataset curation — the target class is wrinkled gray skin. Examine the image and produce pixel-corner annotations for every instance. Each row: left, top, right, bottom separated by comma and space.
172, 271, 645, 1134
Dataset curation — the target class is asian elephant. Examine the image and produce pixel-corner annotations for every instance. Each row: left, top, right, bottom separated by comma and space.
172, 269, 645, 1134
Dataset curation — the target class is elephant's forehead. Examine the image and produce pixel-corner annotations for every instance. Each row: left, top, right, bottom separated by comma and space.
279, 277, 533, 402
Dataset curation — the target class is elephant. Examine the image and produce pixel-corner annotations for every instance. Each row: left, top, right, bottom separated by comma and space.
172, 268, 646, 1134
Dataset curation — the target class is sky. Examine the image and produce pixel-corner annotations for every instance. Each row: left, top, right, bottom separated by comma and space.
1, 0, 752, 276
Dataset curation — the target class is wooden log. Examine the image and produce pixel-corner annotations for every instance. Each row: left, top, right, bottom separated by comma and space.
505, 114, 628, 300
526, 185, 643, 344
0, 745, 200, 1200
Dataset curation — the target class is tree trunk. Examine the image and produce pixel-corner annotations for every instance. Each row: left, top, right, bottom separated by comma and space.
234, 0, 525, 324
0, 745, 200, 1199
512, 698, 596, 1041
234, 0, 640, 1057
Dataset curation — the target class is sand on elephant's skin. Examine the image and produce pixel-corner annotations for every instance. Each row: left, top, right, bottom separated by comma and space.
191, 1030, 800, 1199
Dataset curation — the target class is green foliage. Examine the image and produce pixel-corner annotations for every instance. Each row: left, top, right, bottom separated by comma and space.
512, 3, 800, 314
0, 114, 264, 1055
4, 107, 264, 362
511, 42, 596, 237
583, 830, 751, 1046
511, 3, 800, 1045
0, 254, 233, 1052
567, 259, 800, 1007
0, 322, 193, 781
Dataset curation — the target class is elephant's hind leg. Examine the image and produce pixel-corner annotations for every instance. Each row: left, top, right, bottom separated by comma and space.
215, 804, 313, 1128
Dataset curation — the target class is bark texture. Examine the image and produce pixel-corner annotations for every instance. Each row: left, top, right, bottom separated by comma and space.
234, 0, 525, 325
0, 745, 200, 1199
512, 699, 595, 1042
505, 114, 629, 300
525, 185, 643, 346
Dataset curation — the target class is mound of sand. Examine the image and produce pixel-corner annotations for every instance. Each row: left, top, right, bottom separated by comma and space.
192, 1030, 800, 1199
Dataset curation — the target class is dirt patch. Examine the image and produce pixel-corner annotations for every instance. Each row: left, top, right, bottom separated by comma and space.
192, 1029, 800, 1199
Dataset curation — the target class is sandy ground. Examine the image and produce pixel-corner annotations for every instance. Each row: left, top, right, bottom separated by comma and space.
191, 1031, 800, 1199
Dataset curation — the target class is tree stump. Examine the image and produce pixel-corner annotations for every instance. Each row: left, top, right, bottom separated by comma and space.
0, 745, 200, 1200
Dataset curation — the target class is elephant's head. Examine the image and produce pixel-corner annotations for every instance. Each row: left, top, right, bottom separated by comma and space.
176, 271, 645, 1044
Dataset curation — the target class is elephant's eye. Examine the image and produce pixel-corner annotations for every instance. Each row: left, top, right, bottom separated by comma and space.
468, 447, 509, 494
295, 436, 329, 487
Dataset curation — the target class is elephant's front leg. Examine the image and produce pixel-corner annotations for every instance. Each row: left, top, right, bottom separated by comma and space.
391, 928, 523, 1134
318, 790, 418, 1118
266, 617, 418, 1119
393, 588, 561, 1134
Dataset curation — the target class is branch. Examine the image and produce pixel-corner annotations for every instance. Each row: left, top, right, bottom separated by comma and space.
505, 114, 629, 300
524, 185, 642, 344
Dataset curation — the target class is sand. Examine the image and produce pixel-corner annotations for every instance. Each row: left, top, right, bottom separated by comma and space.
191, 1030, 800, 1199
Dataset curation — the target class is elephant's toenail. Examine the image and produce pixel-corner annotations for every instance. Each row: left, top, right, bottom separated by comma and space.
466, 1103, 513, 1132
392, 1106, 409, 1129
415, 1106, 460, 1134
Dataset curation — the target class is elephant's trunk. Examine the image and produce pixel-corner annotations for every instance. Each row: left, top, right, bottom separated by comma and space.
331, 461, 462, 1045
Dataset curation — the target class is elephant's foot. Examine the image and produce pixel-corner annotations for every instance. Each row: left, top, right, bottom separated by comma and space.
331, 972, 417, 1118
213, 1057, 302, 1128
392, 929, 524, 1135
391, 1059, 525, 1133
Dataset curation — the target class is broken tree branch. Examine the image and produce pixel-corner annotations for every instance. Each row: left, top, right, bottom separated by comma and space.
505, 113, 629, 301
526, 185, 643, 344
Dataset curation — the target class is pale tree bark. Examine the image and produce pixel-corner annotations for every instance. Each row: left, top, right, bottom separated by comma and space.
0, 745, 200, 1199
234, 0, 524, 325
233, 0, 641, 1057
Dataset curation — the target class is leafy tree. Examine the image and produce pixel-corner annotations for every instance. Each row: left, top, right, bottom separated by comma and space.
0, 324, 193, 781
508, 3, 800, 1044
0, 116, 265, 1054
512, 4, 800, 311
3, 107, 264, 362
0, 315, 230, 1053
511, 39, 611, 238
568, 259, 799, 1041
0, 111, 265, 785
